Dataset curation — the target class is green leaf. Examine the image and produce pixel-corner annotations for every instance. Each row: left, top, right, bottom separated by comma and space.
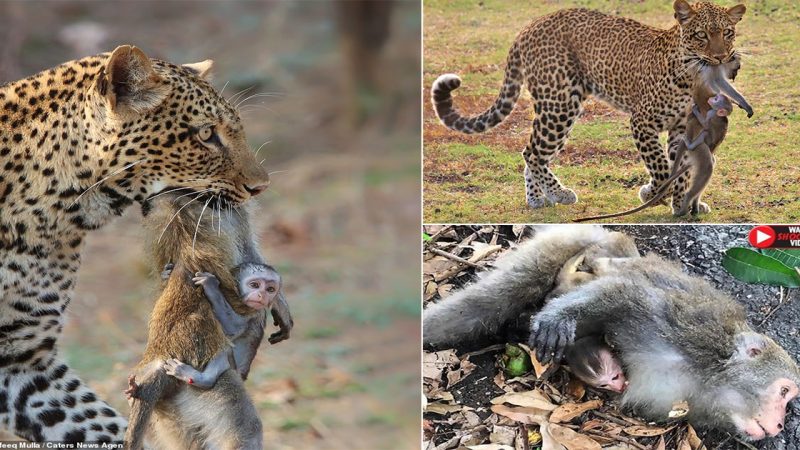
722, 247, 800, 288
422, 233, 432, 241
761, 249, 800, 270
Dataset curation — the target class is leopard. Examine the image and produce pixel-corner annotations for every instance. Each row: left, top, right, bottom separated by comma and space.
0, 45, 271, 442
431, 0, 747, 214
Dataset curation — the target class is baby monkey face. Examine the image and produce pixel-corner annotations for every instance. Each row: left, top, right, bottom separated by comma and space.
240, 272, 280, 310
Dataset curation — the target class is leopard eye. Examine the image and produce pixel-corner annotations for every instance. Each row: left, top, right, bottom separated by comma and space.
723, 29, 734, 39
197, 126, 214, 142
694, 31, 707, 40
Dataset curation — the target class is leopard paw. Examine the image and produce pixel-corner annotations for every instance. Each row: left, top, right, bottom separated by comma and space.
546, 188, 578, 205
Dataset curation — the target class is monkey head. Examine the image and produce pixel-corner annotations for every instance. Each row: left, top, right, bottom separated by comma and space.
714, 332, 800, 440
566, 337, 628, 394
237, 263, 281, 311
708, 93, 733, 117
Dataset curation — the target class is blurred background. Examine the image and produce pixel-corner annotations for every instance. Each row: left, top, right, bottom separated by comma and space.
0, 1, 421, 448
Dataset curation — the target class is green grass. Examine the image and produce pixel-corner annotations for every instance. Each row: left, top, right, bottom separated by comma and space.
423, 0, 800, 223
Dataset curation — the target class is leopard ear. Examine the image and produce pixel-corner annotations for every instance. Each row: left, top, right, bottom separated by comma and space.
183, 60, 214, 79
673, 0, 695, 26
102, 45, 168, 114
727, 4, 746, 24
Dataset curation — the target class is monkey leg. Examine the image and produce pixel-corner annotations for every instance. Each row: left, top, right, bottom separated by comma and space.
163, 351, 232, 389
0, 358, 127, 442
674, 144, 714, 216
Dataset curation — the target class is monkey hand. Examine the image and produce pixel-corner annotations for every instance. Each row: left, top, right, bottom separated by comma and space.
124, 374, 139, 400
160, 262, 175, 280
193, 272, 220, 289
268, 315, 293, 344
530, 315, 576, 364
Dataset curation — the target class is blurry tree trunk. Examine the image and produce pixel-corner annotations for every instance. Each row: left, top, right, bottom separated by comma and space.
336, 1, 394, 129
0, 2, 24, 82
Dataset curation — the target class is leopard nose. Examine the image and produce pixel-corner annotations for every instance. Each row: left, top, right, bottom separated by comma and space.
244, 182, 269, 197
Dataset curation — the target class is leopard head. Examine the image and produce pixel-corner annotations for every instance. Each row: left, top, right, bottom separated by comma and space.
673, 1, 746, 66
85, 45, 270, 207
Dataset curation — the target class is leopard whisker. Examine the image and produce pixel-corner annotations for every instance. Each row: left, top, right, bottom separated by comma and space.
192, 196, 214, 255
69, 158, 147, 208
158, 192, 205, 244
254, 140, 272, 159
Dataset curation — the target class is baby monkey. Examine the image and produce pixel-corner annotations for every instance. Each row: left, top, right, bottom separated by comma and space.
566, 336, 628, 393
157, 262, 292, 387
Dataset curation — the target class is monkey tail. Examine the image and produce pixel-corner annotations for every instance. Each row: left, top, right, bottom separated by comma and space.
431, 42, 523, 134
423, 225, 621, 348
124, 371, 171, 450
572, 165, 691, 223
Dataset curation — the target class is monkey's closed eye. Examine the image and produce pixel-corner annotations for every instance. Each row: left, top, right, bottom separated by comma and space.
612, 374, 619, 381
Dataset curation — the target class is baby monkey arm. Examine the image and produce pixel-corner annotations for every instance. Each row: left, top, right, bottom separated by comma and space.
193, 272, 249, 338
163, 351, 232, 389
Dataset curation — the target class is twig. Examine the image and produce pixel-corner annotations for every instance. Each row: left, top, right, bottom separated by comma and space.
427, 225, 454, 243
428, 246, 480, 268
591, 410, 638, 427
583, 429, 648, 450
712, 435, 731, 450
520, 423, 530, 450
732, 436, 758, 450
758, 286, 791, 327
460, 343, 505, 360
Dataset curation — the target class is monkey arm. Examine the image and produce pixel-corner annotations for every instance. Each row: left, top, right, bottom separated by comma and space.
163, 351, 232, 389
711, 76, 753, 118
194, 272, 248, 338
268, 292, 294, 344
683, 130, 707, 151
530, 276, 641, 363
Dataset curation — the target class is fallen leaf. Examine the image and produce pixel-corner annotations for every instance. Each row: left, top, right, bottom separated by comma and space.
438, 283, 455, 298
686, 424, 705, 450
550, 400, 603, 423
677, 434, 692, 450
623, 424, 675, 437
565, 378, 586, 400
548, 423, 602, 450
426, 401, 465, 415
655, 436, 666, 450
446, 357, 477, 386
491, 390, 557, 410
423, 350, 460, 380
669, 400, 690, 419
489, 425, 517, 446
466, 445, 514, 450
491, 404, 549, 424
519, 343, 551, 378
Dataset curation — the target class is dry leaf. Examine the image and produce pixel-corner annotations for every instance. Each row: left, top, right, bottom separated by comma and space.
655, 436, 666, 450
677, 434, 692, 450
467, 445, 514, 450
446, 357, 477, 386
686, 424, 705, 450
550, 400, 603, 423
623, 424, 675, 437
489, 425, 517, 446
518, 343, 551, 378
669, 400, 690, 419
565, 378, 586, 400
490, 404, 549, 424
438, 283, 455, 298
426, 401, 464, 415
491, 390, 557, 410
423, 350, 459, 380
548, 423, 602, 450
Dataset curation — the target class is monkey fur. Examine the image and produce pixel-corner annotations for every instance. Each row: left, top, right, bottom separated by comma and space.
124, 194, 271, 450
532, 253, 800, 439
574, 59, 752, 222
423, 225, 639, 349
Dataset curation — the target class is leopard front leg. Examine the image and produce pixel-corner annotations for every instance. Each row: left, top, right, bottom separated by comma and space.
631, 116, 673, 206
522, 107, 582, 208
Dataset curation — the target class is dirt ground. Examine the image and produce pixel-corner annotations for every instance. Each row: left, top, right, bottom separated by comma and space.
423, 225, 800, 450
0, 2, 421, 448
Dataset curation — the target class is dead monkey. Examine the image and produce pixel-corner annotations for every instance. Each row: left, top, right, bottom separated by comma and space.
565, 336, 628, 394
574, 61, 752, 222
123, 194, 290, 450
532, 254, 800, 439
423, 226, 639, 349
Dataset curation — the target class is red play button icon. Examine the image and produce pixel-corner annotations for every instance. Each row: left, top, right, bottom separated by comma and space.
749, 226, 776, 249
